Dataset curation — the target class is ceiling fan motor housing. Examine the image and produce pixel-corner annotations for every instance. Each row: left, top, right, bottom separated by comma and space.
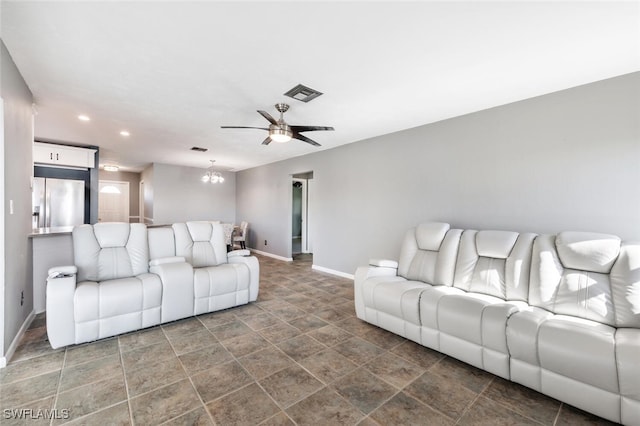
269, 123, 292, 142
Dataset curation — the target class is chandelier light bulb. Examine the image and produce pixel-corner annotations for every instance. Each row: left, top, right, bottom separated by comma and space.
202, 160, 224, 184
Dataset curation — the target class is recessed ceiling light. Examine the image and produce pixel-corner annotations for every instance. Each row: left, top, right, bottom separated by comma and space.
120, 130, 130, 137
78, 115, 90, 121
103, 165, 119, 172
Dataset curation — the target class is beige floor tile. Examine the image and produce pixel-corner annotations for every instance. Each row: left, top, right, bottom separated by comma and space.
197, 310, 238, 329
129, 379, 200, 425
237, 346, 295, 380
161, 406, 213, 426
166, 329, 217, 355
332, 337, 385, 364
555, 403, 619, 425
307, 324, 353, 347
483, 376, 561, 424
59, 353, 123, 392
390, 339, 445, 369
54, 374, 127, 424
0, 351, 64, 385
260, 365, 324, 408
206, 383, 280, 426
287, 314, 328, 332
118, 326, 167, 353
404, 370, 477, 419
369, 392, 453, 426
121, 340, 175, 372
209, 320, 253, 341
430, 356, 494, 393
458, 396, 540, 425
277, 335, 326, 361
259, 321, 302, 344
364, 351, 425, 388
64, 401, 131, 426
64, 337, 119, 367
331, 368, 398, 414
0, 370, 60, 409
221, 331, 269, 358
162, 317, 207, 338
240, 312, 281, 330
286, 387, 364, 426
298, 348, 358, 384
178, 343, 234, 376
125, 356, 186, 397
191, 360, 253, 403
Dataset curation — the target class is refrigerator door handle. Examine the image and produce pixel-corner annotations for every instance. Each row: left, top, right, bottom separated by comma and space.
45, 188, 51, 228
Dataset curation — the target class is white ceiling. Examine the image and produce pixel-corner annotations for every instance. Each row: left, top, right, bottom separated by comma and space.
2, 1, 639, 172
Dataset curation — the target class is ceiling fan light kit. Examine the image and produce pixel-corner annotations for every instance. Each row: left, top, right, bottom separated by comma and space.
221, 103, 334, 147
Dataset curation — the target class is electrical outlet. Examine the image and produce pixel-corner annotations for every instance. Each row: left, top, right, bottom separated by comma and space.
264, 240, 267, 246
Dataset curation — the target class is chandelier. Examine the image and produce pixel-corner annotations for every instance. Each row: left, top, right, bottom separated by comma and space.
201, 160, 225, 184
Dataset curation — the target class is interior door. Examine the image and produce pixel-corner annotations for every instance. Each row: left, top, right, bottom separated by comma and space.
98, 180, 130, 222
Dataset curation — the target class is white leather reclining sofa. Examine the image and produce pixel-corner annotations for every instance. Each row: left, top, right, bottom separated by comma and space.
46, 221, 259, 349
355, 222, 640, 425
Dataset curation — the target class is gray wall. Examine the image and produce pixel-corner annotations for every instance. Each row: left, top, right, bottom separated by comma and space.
141, 164, 154, 224
236, 72, 640, 275
1, 40, 34, 355
99, 169, 141, 221
151, 163, 236, 225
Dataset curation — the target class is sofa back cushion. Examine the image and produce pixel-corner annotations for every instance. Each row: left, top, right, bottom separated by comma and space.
610, 243, 640, 327
73, 223, 149, 282
148, 226, 177, 260
398, 222, 462, 285
453, 230, 536, 300
529, 232, 621, 326
173, 221, 227, 267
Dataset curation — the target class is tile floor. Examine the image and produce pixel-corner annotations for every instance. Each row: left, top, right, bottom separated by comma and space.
0, 254, 617, 425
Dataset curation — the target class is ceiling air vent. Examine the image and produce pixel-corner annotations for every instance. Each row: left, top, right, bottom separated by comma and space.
190, 146, 208, 152
284, 84, 323, 103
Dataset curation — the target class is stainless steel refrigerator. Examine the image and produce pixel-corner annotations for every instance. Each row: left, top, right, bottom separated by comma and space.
32, 177, 85, 228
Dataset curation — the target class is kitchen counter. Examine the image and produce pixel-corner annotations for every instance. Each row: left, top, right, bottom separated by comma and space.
29, 226, 74, 237
31, 231, 74, 313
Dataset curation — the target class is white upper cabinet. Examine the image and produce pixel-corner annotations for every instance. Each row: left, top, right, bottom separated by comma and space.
34, 142, 96, 169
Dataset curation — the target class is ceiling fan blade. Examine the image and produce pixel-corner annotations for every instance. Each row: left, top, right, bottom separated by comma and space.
290, 125, 334, 133
257, 110, 278, 125
292, 132, 321, 147
262, 137, 272, 145
220, 126, 269, 130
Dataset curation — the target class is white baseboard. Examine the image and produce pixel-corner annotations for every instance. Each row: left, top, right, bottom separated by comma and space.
249, 249, 293, 262
312, 264, 355, 280
0, 310, 35, 368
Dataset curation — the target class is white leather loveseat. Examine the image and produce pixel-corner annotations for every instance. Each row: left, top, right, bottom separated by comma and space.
46, 221, 259, 349
355, 222, 640, 425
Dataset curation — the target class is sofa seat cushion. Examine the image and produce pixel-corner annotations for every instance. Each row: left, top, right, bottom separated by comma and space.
437, 292, 505, 345
193, 263, 250, 314
363, 277, 430, 325
74, 273, 162, 341
538, 315, 618, 393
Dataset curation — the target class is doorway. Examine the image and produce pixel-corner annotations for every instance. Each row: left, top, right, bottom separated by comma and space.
98, 180, 130, 222
292, 173, 312, 256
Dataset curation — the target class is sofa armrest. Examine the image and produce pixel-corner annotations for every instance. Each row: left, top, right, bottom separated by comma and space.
149, 256, 186, 267
46, 268, 78, 349
353, 262, 400, 319
228, 255, 260, 301
150, 260, 194, 323
228, 249, 250, 258
47, 265, 77, 279
369, 259, 398, 269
